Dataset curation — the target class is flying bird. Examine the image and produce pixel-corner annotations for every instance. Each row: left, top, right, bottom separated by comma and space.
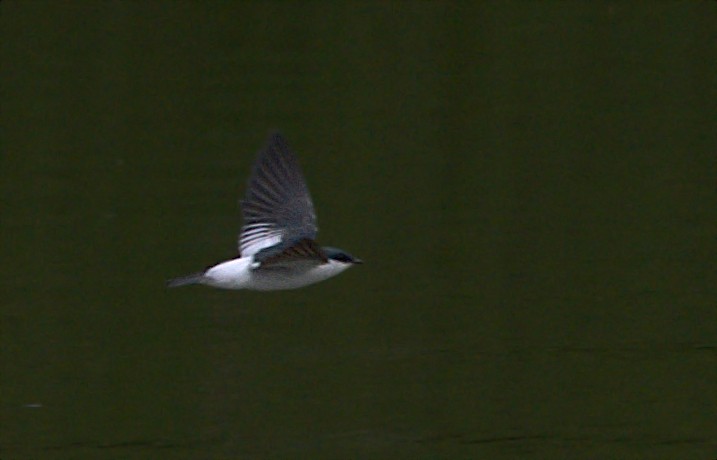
167, 132, 361, 290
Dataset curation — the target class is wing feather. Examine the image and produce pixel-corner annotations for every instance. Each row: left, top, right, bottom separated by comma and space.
238, 133, 318, 257
255, 238, 328, 268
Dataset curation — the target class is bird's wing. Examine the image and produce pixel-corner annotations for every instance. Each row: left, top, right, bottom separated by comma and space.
253, 238, 328, 268
238, 133, 318, 257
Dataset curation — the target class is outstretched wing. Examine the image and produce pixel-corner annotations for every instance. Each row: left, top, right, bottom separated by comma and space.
238, 133, 318, 257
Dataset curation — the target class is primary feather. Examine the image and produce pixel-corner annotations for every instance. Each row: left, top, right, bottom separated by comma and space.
238, 133, 318, 257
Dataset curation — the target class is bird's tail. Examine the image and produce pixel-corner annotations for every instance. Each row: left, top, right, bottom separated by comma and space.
166, 271, 205, 288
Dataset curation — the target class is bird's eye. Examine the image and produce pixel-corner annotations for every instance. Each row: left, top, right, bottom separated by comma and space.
334, 253, 353, 263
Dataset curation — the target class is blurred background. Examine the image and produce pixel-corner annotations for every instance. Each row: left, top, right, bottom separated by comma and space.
1, 2, 716, 459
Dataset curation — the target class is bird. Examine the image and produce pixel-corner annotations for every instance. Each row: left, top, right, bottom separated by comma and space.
167, 132, 361, 290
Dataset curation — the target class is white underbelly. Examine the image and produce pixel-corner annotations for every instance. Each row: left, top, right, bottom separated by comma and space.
249, 262, 348, 290
203, 257, 350, 291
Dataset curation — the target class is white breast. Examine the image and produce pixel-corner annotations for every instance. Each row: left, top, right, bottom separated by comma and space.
249, 259, 352, 291
202, 257, 351, 291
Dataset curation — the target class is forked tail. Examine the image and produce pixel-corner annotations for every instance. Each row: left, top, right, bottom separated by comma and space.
166, 271, 205, 288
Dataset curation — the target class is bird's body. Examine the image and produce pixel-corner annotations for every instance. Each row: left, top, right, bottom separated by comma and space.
168, 133, 360, 291
173, 256, 352, 291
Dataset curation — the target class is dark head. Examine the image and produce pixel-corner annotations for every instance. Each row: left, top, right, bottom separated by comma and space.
322, 247, 363, 265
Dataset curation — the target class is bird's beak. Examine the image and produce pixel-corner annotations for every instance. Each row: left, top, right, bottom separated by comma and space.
353, 258, 363, 264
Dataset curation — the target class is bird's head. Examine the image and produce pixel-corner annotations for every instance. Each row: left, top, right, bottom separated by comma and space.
322, 247, 363, 265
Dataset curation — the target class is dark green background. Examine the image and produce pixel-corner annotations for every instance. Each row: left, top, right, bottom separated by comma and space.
2, 2, 716, 459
